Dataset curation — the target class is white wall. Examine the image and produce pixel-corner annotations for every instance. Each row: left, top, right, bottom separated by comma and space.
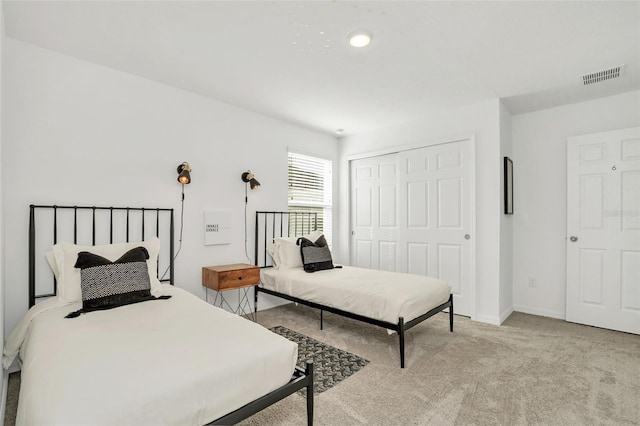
512, 90, 640, 319
338, 99, 505, 324
499, 101, 514, 323
0, 1, 6, 414
5, 30, 636, 346
1, 39, 339, 336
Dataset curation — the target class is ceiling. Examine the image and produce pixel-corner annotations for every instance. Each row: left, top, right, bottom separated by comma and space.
3, 1, 640, 136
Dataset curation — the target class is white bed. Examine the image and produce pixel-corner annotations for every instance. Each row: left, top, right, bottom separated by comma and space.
261, 266, 451, 324
255, 211, 455, 368
7, 204, 314, 426
5, 285, 298, 426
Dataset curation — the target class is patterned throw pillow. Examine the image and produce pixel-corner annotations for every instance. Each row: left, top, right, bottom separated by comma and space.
296, 235, 334, 273
65, 247, 170, 318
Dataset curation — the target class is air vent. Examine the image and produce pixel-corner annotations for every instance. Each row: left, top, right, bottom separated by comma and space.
581, 65, 625, 85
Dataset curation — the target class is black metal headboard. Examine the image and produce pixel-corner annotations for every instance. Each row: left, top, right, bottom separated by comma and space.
29, 204, 175, 307
254, 211, 318, 268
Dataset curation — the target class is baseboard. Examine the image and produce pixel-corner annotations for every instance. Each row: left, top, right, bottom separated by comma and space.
473, 314, 501, 326
499, 306, 514, 324
472, 307, 515, 326
513, 305, 565, 320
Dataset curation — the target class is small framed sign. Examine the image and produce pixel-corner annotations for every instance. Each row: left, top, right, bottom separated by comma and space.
204, 210, 232, 245
504, 157, 514, 215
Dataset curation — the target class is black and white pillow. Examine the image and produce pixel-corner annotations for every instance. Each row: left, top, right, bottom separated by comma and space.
296, 235, 334, 273
65, 246, 169, 318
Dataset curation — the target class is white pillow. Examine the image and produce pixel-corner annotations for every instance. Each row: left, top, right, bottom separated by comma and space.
266, 244, 280, 267
276, 239, 303, 269
45, 250, 60, 280
274, 230, 323, 270
52, 237, 162, 303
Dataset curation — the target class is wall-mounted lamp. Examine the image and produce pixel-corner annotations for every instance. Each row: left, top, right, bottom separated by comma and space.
162, 162, 191, 280
177, 162, 192, 184
241, 170, 260, 264
241, 171, 260, 190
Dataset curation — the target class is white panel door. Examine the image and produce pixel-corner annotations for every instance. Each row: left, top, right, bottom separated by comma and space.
567, 127, 640, 334
398, 141, 473, 316
350, 139, 473, 317
350, 154, 400, 271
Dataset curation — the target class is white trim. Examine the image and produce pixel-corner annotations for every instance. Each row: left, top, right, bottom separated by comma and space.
513, 304, 566, 320
469, 135, 477, 322
345, 132, 475, 161
473, 314, 502, 326
288, 201, 332, 208
499, 306, 514, 324
287, 147, 333, 163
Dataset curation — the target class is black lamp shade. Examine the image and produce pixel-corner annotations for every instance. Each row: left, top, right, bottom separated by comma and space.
242, 171, 260, 190
177, 163, 191, 184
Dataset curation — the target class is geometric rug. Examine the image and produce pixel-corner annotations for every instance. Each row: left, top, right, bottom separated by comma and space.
269, 325, 369, 394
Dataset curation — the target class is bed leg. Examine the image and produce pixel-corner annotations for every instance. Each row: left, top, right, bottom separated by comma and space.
306, 360, 314, 425
449, 294, 454, 332
320, 310, 323, 330
399, 317, 405, 368
254, 286, 259, 322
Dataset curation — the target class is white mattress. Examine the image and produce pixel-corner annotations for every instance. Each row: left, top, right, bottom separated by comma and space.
4, 286, 297, 426
261, 266, 451, 324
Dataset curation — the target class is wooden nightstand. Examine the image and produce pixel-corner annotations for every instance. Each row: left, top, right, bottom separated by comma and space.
202, 263, 260, 320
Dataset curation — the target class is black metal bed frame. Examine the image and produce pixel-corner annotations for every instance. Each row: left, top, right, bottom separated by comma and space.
27, 204, 314, 425
253, 211, 454, 368
29, 204, 176, 307
209, 361, 314, 425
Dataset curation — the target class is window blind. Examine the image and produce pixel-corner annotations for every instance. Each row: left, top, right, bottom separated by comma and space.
288, 152, 332, 245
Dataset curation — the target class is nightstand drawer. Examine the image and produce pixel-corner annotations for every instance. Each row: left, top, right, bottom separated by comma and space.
202, 263, 260, 291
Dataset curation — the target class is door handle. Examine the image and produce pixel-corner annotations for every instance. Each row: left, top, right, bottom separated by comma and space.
570, 236, 578, 242
464, 234, 470, 240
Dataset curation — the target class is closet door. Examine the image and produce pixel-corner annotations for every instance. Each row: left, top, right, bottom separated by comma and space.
350, 139, 474, 317
350, 153, 400, 271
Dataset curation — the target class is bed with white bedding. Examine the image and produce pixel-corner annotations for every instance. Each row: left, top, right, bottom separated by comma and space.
5, 286, 298, 425
254, 211, 454, 369
261, 266, 451, 324
4, 205, 314, 426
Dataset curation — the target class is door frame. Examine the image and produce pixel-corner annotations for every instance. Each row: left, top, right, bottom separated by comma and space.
346, 133, 477, 320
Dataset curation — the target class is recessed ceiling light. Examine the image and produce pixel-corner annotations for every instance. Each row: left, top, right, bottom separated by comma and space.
348, 31, 372, 48
336, 129, 344, 135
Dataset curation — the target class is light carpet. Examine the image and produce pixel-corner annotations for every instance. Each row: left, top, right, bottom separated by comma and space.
238, 303, 640, 425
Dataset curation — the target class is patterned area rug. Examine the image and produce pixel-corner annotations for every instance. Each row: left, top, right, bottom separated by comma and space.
269, 325, 369, 394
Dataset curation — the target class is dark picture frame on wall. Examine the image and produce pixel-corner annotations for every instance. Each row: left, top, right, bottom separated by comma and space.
504, 156, 514, 215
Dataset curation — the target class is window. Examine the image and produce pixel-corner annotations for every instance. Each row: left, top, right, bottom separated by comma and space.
288, 152, 332, 246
